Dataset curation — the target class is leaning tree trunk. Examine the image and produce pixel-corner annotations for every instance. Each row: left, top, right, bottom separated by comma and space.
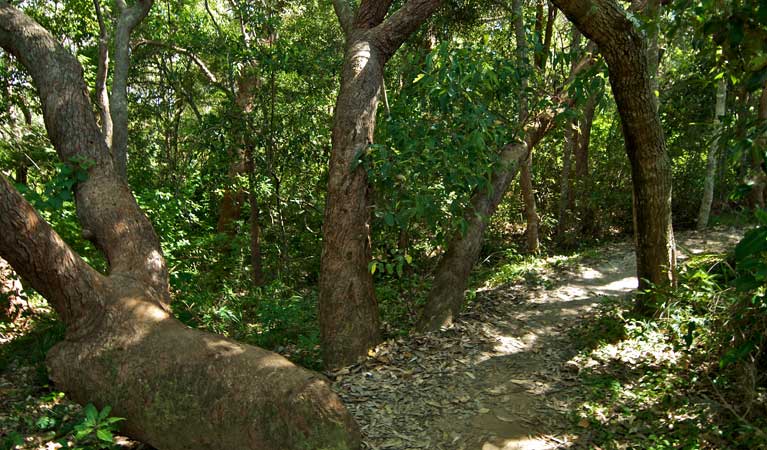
319, 0, 442, 369
417, 9, 599, 331
418, 143, 528, 331
0, 4, 360, 450
697, 78, 727, 230
552, 0, 677, 313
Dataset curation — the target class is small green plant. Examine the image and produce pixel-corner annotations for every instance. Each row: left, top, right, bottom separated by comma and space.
68, 404, 124, 450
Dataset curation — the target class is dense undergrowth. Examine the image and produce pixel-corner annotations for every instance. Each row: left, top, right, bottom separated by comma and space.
1, 218, 765, 449
569, 226, 767, 448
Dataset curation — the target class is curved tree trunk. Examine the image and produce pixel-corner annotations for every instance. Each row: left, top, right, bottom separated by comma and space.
697, 78, 727, 230
320, 0, 442, 369
0, 4, 360, 449
551, 0, 677, 313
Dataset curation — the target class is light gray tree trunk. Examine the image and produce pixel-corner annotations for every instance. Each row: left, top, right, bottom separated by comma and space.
697, 78, 727, 230
109, 0, 153, 179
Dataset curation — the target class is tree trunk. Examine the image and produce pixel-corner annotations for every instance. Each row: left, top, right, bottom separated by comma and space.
557, 29, 583, 238
0, 4, 360, 449
575, 89, 600, 234
320, 0, 442, 369
552, 0, 676, 312
110, 0, 153, 179
520, 154, 540, 253
416, 7, 600, 331
247, 146, 265, 287
697, 78, 727, 230
216, 154, 247, 236
418, 144, 528, 331
0, 257, 24, 322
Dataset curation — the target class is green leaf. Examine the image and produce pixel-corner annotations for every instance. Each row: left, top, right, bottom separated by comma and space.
84, 403, 98, 424
735, 227, 767, 261
98, 405, 112, 420
96, 428, 114, 443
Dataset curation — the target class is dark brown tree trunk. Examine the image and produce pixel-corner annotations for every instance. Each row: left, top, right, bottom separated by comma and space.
0, 4, 360, 449
320, 0, 442, 368
0, 257, 24, 322
418, 144, 528, 331
552, 0, 676, 312
216, 154, 247, 236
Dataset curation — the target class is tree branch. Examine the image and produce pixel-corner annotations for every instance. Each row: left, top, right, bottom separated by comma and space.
93, 0, 113, 149
110, 0, 154, 180
374, 0, 442, 58
332, 0, 354, 35
134, 39, 220, 86
0, 175, 107, 336
355, 0, 394, 30
0, 2, 170, 306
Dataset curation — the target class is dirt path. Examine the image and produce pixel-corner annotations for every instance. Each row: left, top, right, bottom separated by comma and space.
331, 227, 744, 450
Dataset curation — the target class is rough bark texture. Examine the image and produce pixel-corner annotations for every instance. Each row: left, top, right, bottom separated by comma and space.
551, 0, 676, 305
418, 144, 528, 331
320, 0, 441, 368
0, 4, 360, 449
0, 256, 24, 322
697, 78, 727, 230
520, 155, 540, 253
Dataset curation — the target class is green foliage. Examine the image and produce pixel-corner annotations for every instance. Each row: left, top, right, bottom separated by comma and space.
68, 404, 124, 449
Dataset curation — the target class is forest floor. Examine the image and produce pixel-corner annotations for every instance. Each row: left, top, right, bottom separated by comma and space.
330, 226, 744, 450
0, 226, 747, 449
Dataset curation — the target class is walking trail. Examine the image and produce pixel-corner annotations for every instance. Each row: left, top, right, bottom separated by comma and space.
330, 227, 743, 450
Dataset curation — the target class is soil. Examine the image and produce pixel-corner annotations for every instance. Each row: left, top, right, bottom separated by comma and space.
330, 227, 744, 450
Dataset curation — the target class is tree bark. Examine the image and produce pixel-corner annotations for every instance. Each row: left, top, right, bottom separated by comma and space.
0, 4, 360, 449
93, 0, 113, 149
520, 154, 540, 253
551, 0, 677, 310
697, 78, 727, 230
320, 0, 442, 369
110, 0, 153, 179
0, 256, 24, 322
511, 0, 540, 255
